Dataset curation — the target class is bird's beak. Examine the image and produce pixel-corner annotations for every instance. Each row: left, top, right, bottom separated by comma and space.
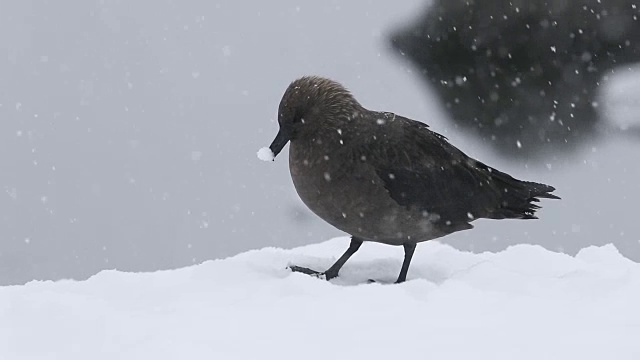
268, 128, 291, 159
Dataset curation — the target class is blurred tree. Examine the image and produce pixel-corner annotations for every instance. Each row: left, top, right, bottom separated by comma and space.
391, 0, 640, 158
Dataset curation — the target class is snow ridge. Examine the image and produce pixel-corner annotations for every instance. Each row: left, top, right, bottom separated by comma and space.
1, 238, 639, 359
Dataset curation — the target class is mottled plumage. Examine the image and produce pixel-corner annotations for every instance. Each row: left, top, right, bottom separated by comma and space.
267, 76, 559, 283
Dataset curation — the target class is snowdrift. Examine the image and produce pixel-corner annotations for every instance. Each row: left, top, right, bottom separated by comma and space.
1, 238, 639, 359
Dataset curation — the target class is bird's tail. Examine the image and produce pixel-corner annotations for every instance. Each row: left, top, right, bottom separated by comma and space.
483, 165, 560, 220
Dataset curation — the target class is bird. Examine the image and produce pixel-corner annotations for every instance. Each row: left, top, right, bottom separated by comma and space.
263, 76, 559, 283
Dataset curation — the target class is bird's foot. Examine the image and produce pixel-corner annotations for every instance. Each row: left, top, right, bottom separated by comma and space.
288, 265, 341, 280
288, 265, 327, 280
366, 278, 406, 284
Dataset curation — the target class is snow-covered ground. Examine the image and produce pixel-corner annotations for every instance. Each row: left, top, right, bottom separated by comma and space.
2, 2, 639, 356
2, 237, 639, 359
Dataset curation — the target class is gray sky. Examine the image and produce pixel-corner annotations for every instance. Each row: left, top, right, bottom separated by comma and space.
1, 0, 639, 285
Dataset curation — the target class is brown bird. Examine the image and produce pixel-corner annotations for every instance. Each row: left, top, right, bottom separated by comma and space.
265, 76, 559, 283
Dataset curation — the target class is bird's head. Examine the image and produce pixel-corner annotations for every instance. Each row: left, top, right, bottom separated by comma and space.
268, 76, 362, 159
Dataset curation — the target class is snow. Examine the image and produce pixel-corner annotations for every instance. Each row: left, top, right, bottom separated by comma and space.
257, 147, 275, 162
2, 237, 639, 359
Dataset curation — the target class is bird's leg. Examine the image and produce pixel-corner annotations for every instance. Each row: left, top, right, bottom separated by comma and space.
289, 237, 363, 280
322, 237, 363, 279
395, 243, 416, 283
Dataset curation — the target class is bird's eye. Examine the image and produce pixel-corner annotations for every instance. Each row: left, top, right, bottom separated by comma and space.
293, 109, 304, 124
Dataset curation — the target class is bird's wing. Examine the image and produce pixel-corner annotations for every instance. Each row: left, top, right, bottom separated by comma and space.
357, 113, 503, 225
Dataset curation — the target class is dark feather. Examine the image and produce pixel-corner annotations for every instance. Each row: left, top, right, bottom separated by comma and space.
364, 114, 559, 227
